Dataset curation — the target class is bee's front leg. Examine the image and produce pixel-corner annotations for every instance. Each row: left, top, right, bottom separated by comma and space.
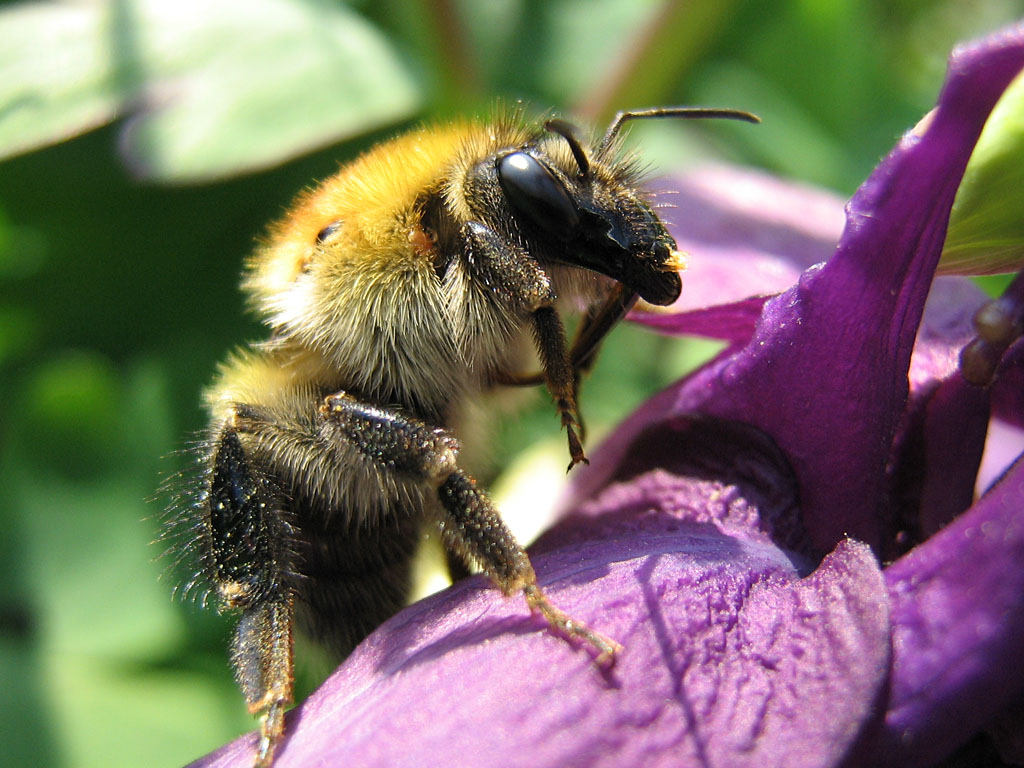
205, 423, 297, 768
462, 221, 588, 469
529, 305, 588, 469
320, 391, 620, 666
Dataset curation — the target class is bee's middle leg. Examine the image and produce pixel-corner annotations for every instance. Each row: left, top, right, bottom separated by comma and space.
319, 391, 620, 666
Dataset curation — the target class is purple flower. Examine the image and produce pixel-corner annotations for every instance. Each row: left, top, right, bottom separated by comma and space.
190, 23, 1024, 768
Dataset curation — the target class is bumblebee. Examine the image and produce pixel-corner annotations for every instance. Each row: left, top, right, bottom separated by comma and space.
169, 105, 757, 766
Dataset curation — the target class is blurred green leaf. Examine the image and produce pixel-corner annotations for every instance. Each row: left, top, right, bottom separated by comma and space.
0, 305, 39, 366
0, 351, 246, 766
0, 3, 124, 159
17, 352, 124, 477
9, 356, 181, 657
690, 62, 860, 191
44, 655, 250, 768
540, 0, 661, 110
941, 70, 1024, 275
17, 475, 184, 659
0, 0, 420, 181
0, 214, 47, 281
0, 639, 59, 767
119, 0, 421, 181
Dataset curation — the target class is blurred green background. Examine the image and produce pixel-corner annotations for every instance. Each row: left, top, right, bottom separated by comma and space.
1, 1, 1022, 766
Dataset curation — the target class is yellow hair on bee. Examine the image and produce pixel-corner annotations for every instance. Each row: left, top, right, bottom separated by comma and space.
243, 123, 471, 305
244, 113, 535, 309
231, 115, 552, 416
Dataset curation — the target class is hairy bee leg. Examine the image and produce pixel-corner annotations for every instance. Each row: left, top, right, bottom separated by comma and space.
531, 306, 588, 469
461, 220, 588, 469
522, 585, 619, 667
569, 285, 639, 374
207, 424, 297, 768
319, 392, 619, 666
233, 600, 293, 768
461, 222, 555, 312
495, 286, 639, 388
319, 393, 460, 479
487, 286, 640, 389
443, 547, 473, 583
437, 470, 620, 666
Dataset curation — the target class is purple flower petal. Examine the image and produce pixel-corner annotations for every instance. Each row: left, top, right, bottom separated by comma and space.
632, 294, 770, 345
981, 273, 1024, 488
631, 165, 845, 344
980, 271, 1024, 428
885, 277, 991, 550
580, 25, 1024, 555
189, 465, 888, 768
907, 373, 989, 537
981, 341, 1024, 492
879, 455, 1024, 765
659, 164, 846, 311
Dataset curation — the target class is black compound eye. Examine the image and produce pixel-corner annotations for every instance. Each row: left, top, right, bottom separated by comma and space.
497, 152, 579, 237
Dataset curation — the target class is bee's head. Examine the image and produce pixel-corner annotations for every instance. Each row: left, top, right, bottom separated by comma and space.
492, 122, 683, 306
459, 108, 757, 307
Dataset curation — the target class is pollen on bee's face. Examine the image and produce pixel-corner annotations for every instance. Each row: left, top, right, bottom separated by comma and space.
666, 249, 688, 273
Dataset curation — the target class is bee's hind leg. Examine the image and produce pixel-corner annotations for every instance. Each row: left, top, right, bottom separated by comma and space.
205, 423, 297, 768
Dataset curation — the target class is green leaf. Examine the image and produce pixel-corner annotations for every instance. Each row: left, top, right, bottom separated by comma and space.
560, 0, 740, 120
0, 3, 124, 159
0, 0, 421, 181
44, 654, 250, 768
119, 0, 421, 181
1, 351, 248, 767
8, 356, 182, 659
941, 70, 1024, 276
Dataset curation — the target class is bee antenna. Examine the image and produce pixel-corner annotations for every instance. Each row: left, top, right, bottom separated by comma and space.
599, 107, 760, 154
544, 118, 591, 179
